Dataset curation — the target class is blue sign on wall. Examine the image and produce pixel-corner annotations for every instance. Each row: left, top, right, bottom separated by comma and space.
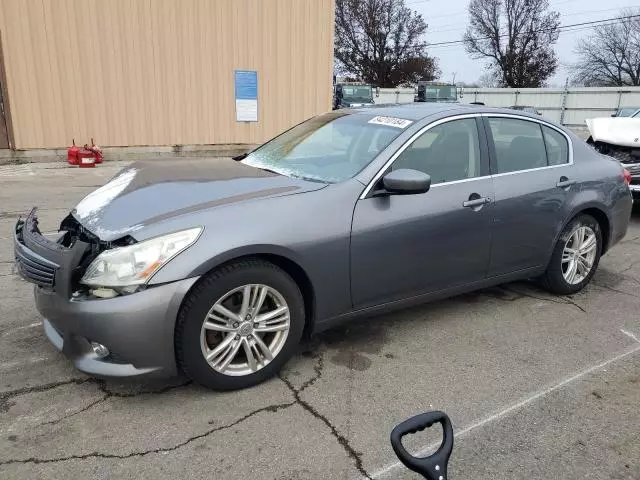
235, 70, 258, 122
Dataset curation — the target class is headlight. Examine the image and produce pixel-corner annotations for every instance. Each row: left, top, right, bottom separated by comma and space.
81, 228, 202, 288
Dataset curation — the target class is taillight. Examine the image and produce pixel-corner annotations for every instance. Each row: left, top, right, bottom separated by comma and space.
623, 168, 632, 185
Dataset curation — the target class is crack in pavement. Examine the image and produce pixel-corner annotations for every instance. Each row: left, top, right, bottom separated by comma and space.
95, 379, 193, 398
561, 295, 588, 314
0, 357, 331, 467
619, 259, 640, 274
617, 261, 640, 286
619, 234, 640, 245
279, 356, 373, 480
40, 394, 110, 426
1, 377, 191, 418
0, 401, 296, 465
0, 378, 92, 413
591, 281, 640, 299
37, 380, 193, 427
297, 353, 325, 393
35, 379, 192, 426
501, 285, 587, 313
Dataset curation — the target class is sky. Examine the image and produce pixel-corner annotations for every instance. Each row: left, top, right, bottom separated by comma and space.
408, 0, 640, 86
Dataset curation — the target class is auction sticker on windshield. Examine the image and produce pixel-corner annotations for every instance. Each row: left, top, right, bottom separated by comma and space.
368, 116, 413, 129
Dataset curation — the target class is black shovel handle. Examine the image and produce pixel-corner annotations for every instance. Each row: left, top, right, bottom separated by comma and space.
390, 411, 454, 480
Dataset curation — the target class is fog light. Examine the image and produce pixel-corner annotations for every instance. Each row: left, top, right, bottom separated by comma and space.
91, 342, 110, 359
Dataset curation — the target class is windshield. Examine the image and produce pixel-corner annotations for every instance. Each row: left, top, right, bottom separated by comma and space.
242, 112, 409, 183
341, 86, 373, 102
617, 107, 640, 117
420, 85, 457, 101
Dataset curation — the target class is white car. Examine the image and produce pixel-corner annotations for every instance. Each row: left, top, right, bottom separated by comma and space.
586, 110, 640, 199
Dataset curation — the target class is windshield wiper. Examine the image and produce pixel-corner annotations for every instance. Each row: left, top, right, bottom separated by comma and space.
232, 152, 248, 161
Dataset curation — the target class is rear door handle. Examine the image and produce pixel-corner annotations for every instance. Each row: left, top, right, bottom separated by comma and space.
463, 197, 491, 208
556, 177, 576, 188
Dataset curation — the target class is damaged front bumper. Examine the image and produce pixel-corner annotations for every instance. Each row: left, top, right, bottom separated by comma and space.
35, 278, 197, 378
14, 208, 198, 378
625, 163, 640, 199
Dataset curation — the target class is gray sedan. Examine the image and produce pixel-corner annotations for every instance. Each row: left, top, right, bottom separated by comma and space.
14, 104, 633, 390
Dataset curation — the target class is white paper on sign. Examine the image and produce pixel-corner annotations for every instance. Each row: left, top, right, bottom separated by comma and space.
368, 116, 413, 129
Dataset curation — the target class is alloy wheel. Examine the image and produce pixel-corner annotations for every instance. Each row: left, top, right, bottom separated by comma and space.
200, 284, 290, 376
562, 226, 597, 285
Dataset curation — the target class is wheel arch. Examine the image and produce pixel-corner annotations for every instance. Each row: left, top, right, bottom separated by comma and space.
581, 207, 610, 252
555, 205, 611, 256
184, 247, 317, 338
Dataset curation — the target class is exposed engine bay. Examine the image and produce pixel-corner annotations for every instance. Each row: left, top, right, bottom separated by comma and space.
586, 116, 640, 163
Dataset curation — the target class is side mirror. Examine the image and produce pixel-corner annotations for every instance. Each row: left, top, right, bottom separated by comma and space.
382, 169, 431, 194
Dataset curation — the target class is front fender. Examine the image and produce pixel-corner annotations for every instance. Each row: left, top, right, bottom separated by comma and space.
171, 244, 309, 281
143, 182, 359, 322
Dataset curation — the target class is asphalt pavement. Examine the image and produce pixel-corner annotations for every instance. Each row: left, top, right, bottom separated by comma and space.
0, 161, 639, 479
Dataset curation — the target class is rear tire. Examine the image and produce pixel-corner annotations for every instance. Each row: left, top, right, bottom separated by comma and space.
541, 214, 602, 295
175, 259, 305, 391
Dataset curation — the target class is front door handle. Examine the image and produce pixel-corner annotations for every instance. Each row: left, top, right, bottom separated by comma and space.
463, 197, 491, 208
556, 176, 576, 188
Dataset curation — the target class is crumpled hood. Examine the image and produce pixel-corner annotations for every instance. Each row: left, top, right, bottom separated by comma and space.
72, 158, 326, 241
586, 117, 640, 148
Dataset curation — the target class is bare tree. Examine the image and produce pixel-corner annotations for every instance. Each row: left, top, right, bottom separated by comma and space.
464, 0, 560, 87
478, 70, 500, 87
571, 9, 640, 86
335, 0, 440, 87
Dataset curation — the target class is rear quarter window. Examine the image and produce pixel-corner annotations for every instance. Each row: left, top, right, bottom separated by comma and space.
541, 125, 569, 165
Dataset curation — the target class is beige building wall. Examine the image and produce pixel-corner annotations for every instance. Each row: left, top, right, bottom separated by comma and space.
0, 0, 335, 149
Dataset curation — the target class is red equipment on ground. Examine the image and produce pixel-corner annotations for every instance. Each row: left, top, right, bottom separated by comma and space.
67, 140, 80, 166
87, 138, 103, 164
67, 138, 103, 167
77, 147, 96, 168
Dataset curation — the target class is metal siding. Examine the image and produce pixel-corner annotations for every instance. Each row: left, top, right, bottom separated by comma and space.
463, 87, 640, 127
0, 0, 335, 149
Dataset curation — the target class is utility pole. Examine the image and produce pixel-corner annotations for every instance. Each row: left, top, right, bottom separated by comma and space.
560, 77, 569, 125
451, 72, 457, 84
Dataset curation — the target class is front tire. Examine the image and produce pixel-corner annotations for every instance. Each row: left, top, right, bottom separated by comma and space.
541, 214, 602, 295
175, 259, 305, 390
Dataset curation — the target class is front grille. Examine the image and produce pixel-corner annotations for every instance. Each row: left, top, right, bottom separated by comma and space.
15, 242, 58, 287
625, 163, 640, 175
14, 210, 95, 297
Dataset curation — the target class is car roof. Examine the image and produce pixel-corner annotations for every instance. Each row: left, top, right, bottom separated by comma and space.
347, 103, 545, 122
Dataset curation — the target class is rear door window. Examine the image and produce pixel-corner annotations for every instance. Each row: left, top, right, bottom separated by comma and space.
487, 118, 547, 174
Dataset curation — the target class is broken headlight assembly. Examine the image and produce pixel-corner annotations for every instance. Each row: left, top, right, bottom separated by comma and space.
80, 227, 202, 290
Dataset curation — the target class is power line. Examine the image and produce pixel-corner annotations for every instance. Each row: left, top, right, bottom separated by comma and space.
427, 6, 640, 34
426, 14, 640, 48
407, 0, 583, 20
426, 16, 640, 52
